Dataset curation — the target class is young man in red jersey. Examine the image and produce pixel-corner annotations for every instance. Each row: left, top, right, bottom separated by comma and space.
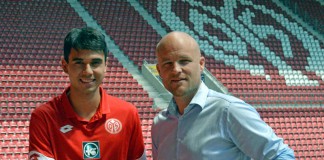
29, 27, 145, 159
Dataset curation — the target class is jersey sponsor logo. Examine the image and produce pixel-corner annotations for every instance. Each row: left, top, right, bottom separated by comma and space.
60, 124, 73, 133
83, 141, 100, 159
105, 118, 122, 134
29, 151, 55, 160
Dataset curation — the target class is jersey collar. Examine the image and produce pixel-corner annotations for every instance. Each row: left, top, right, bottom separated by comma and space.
61, 86, 111, 121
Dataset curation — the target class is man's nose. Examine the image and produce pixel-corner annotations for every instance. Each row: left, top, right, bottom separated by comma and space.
171, 62, 181, 73
83, 64, 93, 75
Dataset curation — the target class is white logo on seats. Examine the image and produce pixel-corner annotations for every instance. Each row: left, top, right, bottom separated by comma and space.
105, 118, 122, 134
60, 125, 73, 133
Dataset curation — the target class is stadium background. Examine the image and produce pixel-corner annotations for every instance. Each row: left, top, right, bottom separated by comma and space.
0, 0, 323, 159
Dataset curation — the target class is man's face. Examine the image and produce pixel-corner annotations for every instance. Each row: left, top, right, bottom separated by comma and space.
156, 46, 205, 98
62, 48, 107, 95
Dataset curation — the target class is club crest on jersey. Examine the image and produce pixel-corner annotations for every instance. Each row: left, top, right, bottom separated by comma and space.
83, 141, 100, 159
105, 118, 122, 134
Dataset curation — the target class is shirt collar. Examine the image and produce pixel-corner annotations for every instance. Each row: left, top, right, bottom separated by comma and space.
167, 82, 209, 116
190, 82, 208, 109
61, 86, 110, 120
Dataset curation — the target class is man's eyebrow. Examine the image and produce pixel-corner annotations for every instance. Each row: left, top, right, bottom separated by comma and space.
92, 58, 103, 62
72, 58, 83, 61
71, 58, 104, 62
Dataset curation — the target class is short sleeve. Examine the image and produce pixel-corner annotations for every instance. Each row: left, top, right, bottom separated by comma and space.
29, 109, 55, 159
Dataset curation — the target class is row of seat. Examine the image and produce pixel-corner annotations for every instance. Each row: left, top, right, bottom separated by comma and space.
279, 0, 324, 34
0, 0, 102, 158
258, 107, 324, 156
135, 1, 324, 105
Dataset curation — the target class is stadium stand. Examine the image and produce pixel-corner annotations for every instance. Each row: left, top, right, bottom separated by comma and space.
79, 0, 161, 69
0, 0, 323, 159
137, 0, 324, 105
278, 0, 324, 34
0, 0, 84, 159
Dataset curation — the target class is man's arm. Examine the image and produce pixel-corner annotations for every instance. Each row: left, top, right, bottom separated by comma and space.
151, 116, 160, 160
29, 110, 55, 159
226, 102, 295, 159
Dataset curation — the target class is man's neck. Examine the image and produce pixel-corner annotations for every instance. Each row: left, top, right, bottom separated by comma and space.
68, 88, 101, 121
174, 86, 200, 115
174, 96, 192, 115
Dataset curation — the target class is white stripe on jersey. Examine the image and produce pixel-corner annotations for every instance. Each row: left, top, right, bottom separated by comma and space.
29, 151, 55, 160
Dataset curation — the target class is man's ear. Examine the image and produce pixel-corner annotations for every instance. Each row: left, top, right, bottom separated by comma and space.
156, 64, 160, 75
61, 57, 68, 74
200, 56, 205, 72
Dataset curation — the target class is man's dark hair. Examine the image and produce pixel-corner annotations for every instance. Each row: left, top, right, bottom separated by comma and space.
63, 27, 108, 62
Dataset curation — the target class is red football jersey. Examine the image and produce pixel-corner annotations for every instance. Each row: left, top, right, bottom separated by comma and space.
29, 87, 145, 159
